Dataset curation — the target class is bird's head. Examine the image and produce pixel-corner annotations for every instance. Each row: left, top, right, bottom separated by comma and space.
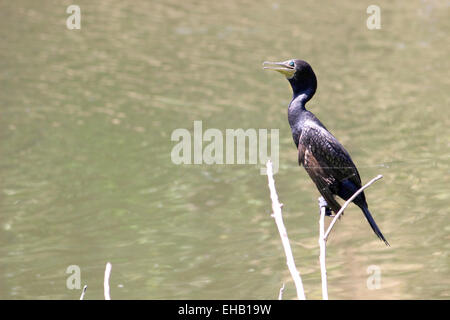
263, 59, 317, 101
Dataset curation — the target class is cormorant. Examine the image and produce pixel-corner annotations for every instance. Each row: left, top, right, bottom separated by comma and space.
263, 59, 389, 246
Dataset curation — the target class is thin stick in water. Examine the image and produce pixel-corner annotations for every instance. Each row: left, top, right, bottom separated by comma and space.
318, 198, 328, 300
79, 285, 87, 300
266, 160, 306, 300
104, 262, 112, 300
278, 283, 285, 300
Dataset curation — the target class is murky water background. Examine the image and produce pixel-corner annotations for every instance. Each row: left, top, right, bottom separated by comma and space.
0, 0, 448, 299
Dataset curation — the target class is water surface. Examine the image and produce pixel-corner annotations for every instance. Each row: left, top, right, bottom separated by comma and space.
0, 0, 448, 299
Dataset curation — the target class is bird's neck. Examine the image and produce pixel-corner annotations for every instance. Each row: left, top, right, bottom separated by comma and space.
288, 75, 316, 102
288, 93, 308, 128
286, 68, 317, 144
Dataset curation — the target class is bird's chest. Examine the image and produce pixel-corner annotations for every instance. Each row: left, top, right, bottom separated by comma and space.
291, 128, 301, 148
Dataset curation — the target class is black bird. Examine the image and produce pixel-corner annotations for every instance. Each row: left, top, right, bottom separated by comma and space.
263, 59, 389, 246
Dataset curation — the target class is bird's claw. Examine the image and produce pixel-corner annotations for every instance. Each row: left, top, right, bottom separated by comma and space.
325, 207, 334, 217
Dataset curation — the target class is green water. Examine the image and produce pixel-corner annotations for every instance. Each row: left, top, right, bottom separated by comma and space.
0, 0, 448, 299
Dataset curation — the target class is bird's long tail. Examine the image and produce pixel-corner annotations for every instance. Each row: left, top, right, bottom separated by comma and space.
361, 206, 390, 246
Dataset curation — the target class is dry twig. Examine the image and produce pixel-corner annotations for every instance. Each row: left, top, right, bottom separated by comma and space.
79, 285, 87, 300
266, 160, 306, 300
318, 198, 328, 300
104, 262, 112, 300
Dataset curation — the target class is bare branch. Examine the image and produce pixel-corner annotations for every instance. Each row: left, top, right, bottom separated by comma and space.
278, 283, 285, 300
79, 285, 87, 300
324, 175, 383, 241
318, 199, 328, 300
266, 160, 306, 300
104, 262, 112, 300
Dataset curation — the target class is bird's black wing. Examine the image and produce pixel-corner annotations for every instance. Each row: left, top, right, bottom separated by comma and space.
298, 121, 362, 213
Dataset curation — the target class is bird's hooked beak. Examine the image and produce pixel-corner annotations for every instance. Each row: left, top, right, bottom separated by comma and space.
263, 60, 295, 79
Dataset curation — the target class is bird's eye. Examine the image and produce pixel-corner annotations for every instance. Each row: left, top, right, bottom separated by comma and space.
289, 61, 295, 67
